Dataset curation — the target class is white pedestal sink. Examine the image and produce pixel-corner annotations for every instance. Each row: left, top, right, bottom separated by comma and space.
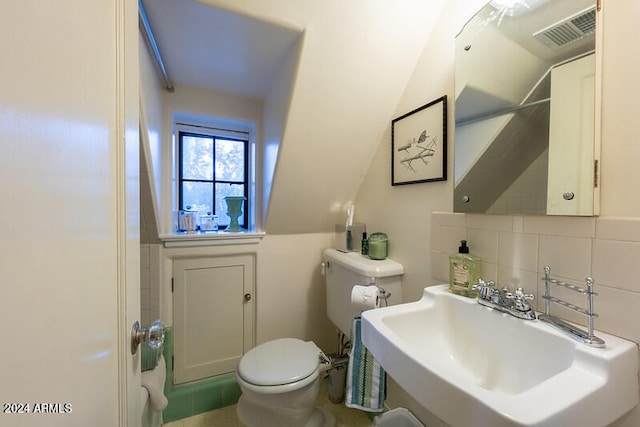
361, 284, 639, 427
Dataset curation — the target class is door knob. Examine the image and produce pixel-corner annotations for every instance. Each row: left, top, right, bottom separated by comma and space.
131, 319, 165, 355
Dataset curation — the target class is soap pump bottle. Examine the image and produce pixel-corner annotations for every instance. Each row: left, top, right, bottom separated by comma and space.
449, 240, 480, 298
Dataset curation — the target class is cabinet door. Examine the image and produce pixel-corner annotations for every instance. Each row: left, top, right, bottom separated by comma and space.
173, 255, 255, 384
547, 53, 596, 215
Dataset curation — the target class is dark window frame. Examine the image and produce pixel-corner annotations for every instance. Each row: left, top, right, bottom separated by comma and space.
177, 130, 250, 230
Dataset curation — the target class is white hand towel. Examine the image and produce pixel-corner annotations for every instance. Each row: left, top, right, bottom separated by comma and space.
141, 355, 168, 412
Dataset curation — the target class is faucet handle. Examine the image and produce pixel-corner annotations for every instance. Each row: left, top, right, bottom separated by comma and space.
505, 287, 535, 310
472, 279, 495, 291
471, 279, 484, 291
505, 287, 534, 299
472, 280, 497, 301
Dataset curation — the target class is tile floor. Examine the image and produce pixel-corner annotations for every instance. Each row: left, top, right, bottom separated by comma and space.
163, 377, 374, 427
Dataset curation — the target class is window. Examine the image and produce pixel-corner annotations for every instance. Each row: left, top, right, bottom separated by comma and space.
178, 129, 249, 230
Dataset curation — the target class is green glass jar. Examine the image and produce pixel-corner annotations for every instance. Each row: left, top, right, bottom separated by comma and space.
368, 232, 388, 260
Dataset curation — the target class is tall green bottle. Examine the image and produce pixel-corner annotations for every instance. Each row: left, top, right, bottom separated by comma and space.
449, 240, 480, 298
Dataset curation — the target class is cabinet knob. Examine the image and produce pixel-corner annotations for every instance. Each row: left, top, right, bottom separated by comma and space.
244, 293, 252, 301
563, 192, 575, 200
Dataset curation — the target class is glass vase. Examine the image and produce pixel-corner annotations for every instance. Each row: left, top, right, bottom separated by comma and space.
224, 196, 246, 232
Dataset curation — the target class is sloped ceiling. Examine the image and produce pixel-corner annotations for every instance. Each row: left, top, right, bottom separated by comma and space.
142, 0, 445, 234
141, 0, 302, 98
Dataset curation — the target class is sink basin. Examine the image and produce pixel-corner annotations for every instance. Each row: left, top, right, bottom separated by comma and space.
361, 284, 639, 427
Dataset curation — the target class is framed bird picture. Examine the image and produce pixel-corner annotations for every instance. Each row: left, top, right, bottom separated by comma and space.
391, 95, 447, 185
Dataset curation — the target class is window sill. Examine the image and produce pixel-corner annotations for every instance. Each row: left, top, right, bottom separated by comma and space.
159, 230, 265, 248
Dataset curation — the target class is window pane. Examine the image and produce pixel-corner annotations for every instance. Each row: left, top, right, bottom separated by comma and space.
215, 183, 245, 227
215, 139, 245, 182
182, 181, 213, 214
182, 135, 213, 180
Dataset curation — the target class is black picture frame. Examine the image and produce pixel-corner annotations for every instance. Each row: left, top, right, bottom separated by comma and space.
391, 95, 447, 185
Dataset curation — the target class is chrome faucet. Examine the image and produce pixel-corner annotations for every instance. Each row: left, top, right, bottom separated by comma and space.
472, 279, 536, 320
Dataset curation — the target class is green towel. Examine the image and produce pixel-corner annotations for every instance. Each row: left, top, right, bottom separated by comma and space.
345, 317, 386, 412
141, 342, 163, 372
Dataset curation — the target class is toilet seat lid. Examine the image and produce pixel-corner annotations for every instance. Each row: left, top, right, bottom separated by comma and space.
238, 338, 320, 386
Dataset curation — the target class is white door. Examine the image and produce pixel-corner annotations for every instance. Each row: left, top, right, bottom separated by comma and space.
0, 1, 140, 426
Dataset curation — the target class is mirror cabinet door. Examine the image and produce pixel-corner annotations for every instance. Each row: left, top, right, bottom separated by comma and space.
454, 0, 600, 216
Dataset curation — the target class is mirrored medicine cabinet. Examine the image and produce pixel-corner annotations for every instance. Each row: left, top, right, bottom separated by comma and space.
454, 0, 601, 216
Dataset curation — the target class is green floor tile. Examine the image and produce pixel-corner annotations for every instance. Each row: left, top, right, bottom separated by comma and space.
162, 384, 193, 423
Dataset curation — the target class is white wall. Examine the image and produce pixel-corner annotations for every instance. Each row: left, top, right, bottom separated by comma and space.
353, 0, 469, 304
599, 1, 640, 217
198, 0, 447, 234
140, 33, 165, 230
254, 233, 335, 349
158, 233, 336, 353
140, 244, 162, 327
262, 34, 304, 228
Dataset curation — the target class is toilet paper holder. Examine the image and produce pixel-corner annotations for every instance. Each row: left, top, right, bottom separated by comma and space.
378, 287, 391, 306
369, 277, 391, 306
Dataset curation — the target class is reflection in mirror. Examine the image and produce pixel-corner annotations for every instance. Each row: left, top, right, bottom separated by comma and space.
454, 0, 599, 215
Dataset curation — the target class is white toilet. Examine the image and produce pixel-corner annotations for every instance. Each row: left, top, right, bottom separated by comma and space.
235, 248, 403, 427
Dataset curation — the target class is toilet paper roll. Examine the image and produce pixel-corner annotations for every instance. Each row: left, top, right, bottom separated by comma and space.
351, 285, 380, 313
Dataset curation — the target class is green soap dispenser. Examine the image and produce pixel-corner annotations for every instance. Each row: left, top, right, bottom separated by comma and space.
449, 240, 480, 298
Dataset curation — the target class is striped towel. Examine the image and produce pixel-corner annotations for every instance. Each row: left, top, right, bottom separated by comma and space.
345, 317, 386, 412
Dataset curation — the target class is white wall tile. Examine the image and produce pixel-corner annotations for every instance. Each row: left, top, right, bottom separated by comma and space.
596, 217, 640, 242
430, 212, 640, 347
140, 268, 150, 291
141, 288, 150, 310
593, 239, 640, 292
141, 309, 150, 328
466, 214, 512, 231
431, 250, 447, 283
440, 225, 467, 255
141, 243, 163, 325
511, 215, 524, 233
593, 285, 640, 343
467, 228, 499, 264
524, 216, 596, 238
479, 261, 497, 284
430, 216, 443, 252
538, 235, 592, 281
432, 212, 466, 227
497, 266, 538, 295
498, 231, 538, 271
140, 244, 150, 270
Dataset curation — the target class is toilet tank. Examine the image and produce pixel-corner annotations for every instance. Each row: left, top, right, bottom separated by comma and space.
323, 248, 404, 337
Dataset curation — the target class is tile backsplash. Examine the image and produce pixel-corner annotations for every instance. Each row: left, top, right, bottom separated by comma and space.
140, 243, 162, 327
431, 212, 640, 345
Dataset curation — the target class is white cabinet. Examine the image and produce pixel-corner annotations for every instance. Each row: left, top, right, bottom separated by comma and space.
547, 53, 596, 215
173, 255, 255, 384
